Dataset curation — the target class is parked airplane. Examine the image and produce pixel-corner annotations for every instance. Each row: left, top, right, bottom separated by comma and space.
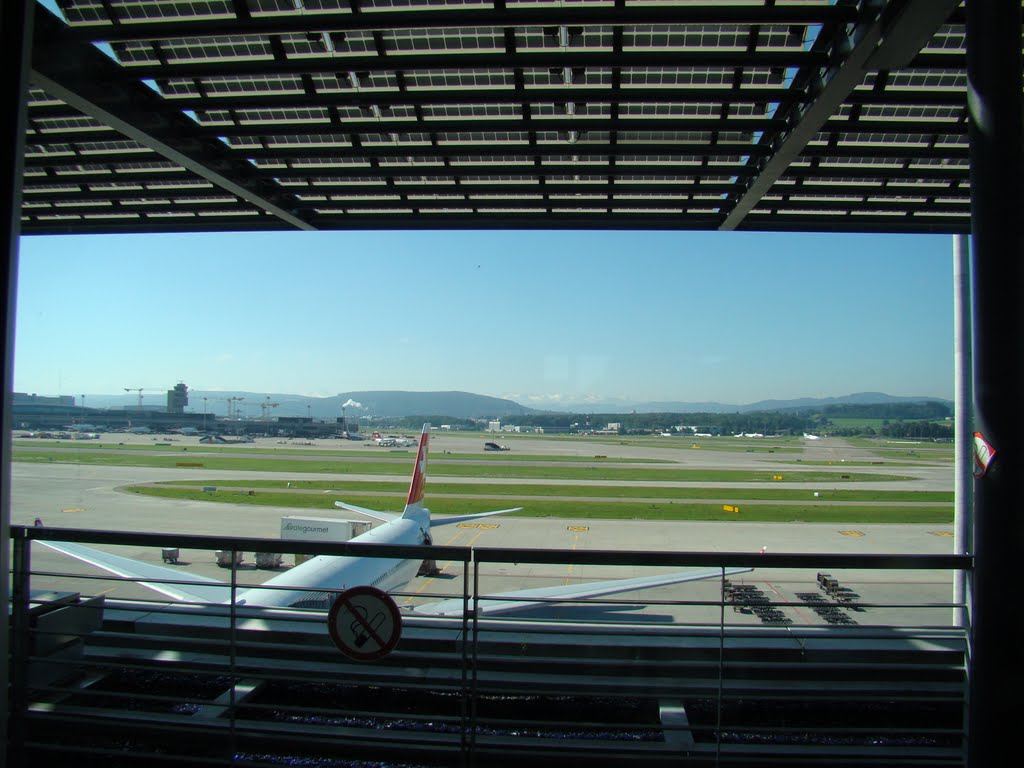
41, 424, 752, 615
803, 433, 821, 440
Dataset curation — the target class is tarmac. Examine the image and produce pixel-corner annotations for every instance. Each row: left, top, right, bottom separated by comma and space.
10, 432, 960, 628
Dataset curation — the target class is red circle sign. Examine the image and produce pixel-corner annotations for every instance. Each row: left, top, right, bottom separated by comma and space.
327, 586, 402, 661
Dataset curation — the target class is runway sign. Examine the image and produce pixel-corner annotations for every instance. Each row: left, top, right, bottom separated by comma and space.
328, 586, 402, 662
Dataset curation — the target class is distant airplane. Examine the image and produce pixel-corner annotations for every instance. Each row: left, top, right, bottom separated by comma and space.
803, 433, 821, 440
41, 424, 752, 615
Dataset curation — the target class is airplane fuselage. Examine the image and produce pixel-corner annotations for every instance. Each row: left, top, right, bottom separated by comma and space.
235, 516, 427, 608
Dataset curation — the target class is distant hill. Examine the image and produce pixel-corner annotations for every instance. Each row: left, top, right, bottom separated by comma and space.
111, 390, 536, 419
78, 389, 949, 420
541, 392, 951, 415
328, 391, 534, 419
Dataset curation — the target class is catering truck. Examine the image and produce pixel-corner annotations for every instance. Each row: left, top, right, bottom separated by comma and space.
280, 515, 373, 565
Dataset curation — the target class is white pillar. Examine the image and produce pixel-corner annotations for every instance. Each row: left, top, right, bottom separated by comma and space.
952, 234, 972, 628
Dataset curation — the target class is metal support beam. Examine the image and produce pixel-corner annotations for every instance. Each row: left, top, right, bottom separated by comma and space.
721, 0, 960, 231
0, 1, 32, 764
966, 1, 1024, 765
59, 6, 859, 44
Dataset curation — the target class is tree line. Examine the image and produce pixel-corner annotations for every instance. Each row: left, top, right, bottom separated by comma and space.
820, 402, 951, 420
372, 401, 952, 438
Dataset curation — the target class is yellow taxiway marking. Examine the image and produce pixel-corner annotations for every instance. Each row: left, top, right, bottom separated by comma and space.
564, 526, 588, 584
839, 530, 865, 537
457, 523, 499, 529
61, 507, 85, 513
930, 531, 954, 537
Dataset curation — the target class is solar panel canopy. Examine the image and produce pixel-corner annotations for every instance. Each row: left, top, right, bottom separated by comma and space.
22, 0, 982, 235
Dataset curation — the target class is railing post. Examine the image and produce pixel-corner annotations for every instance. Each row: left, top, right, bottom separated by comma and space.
716, 567, 726, 765
228, 545, 239, 761
459, 552, 471, 768
469, 552, 481, 767
8, 527, 31, 768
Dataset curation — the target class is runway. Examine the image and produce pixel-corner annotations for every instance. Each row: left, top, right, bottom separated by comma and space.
11, 433, 959, 628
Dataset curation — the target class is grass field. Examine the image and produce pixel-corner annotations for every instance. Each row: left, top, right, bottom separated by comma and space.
14, 440, 951, 524
154, 478, 952, 503
126, 485, 952, 524
11, 440, 665, 463
12, 447, 913, 483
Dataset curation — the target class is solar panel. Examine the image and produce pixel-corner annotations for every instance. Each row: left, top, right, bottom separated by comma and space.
24, 0, 979, 233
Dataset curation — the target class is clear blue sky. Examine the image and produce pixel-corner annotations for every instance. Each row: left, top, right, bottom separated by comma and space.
14, 229, 954, 409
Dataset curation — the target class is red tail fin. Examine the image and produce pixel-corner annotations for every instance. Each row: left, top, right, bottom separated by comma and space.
402, 424, 430, 514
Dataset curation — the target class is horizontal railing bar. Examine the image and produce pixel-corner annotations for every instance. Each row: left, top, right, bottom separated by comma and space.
26, 654, 477, 692
15, 525, 973, 571
16, 525, 471, 561
474, 546, 971, 569
31, 684, 473, 729
22, 569, 961, 614
23, 742, 231, 767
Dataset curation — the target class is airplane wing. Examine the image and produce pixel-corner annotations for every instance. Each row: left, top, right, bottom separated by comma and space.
37, 540, 231, 605
334, 501, 400, 523
430, 507, 523, 527
410, 566, 753, 616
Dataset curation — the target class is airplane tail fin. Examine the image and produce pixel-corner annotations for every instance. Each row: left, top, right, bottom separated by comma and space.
333, 424, 429, 524
400, 423, 431, 519
399, 423, 522, 525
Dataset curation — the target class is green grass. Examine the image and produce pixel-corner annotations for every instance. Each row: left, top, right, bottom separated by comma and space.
12, 440, 667, 463
155, 478, 952, 503
17, 438, 949, 524
124, 485, 951, 524
13, 448, 911, 483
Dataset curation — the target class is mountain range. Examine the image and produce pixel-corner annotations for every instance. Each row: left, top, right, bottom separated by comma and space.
80, 389, 951, 420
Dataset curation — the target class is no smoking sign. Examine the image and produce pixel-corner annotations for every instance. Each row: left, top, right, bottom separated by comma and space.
328, 586, 402, 661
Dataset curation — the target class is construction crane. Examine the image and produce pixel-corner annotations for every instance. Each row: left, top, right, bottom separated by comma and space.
204, 396, 245, 419
257, 399, 280, 421
123, 387, 164, 408
259, 398, 279, 435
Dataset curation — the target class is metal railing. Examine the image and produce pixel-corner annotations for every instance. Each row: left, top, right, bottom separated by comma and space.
8, 525, 971, 767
